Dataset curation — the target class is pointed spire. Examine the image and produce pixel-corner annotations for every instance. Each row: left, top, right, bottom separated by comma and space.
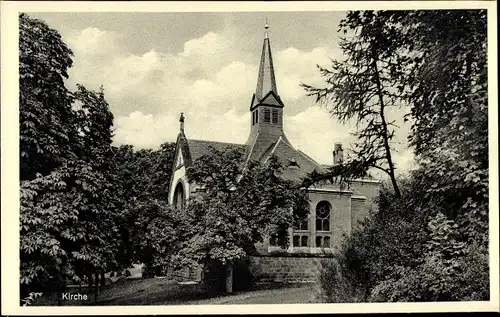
255, 19, 278, 102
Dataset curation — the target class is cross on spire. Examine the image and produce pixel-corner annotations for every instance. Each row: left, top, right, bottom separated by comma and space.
265, 18, 269, 39
179, 112, 185, 132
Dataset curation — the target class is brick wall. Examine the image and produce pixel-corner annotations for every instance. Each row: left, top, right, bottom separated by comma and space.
351, 198, 370, 229
248, 255, 327, 285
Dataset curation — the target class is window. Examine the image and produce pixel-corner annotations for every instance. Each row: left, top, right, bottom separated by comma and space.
252, 110, 259, 125
316, 236, 331, 248
272, 109, 279, 124
264, 109, 271, 122
293, 235, 308, 247
301, 236, 308, 247
173, 182, 185, 211
316, 201, 331, 231
287, 158, 300, 169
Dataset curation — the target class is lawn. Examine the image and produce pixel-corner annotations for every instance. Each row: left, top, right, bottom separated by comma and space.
32, 278, 319, 306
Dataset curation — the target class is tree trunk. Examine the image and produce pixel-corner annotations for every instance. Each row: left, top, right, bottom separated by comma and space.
100, 270, 106, 287
371, 51, 401, 198
225, 263, 234, 294
94, 272, 99, 302
88, 272, 93, 295
56, 282, 63, 306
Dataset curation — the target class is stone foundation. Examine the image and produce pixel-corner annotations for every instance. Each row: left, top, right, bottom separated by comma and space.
248, 255, 331, 285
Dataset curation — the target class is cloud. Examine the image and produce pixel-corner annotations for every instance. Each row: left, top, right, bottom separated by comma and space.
113, 109, 250, 151
64, 26, 413, 173
113, 111, 175, 149
285, 106, 352, 165
66, 27, 121, 56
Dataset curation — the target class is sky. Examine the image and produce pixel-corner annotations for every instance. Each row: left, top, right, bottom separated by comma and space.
29, 11, 414, 174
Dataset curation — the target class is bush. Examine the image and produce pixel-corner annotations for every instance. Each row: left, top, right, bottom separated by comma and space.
317, 178, 489, 303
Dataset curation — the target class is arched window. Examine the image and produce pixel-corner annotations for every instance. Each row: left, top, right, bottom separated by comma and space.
316, 201, 331, 232
173, 182, 185, 211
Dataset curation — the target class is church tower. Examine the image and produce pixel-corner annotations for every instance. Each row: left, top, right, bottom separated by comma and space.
246, 21, 290, 162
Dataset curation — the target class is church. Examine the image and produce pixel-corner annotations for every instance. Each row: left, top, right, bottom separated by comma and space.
167, 23, 380, 284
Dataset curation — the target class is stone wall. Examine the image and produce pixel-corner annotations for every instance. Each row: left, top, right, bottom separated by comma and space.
248, 255, 330, 285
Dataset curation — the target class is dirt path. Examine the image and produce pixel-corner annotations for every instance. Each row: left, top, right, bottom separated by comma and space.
180, 285, 319, 305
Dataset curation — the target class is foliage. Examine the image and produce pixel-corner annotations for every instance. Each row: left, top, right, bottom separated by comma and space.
21, 292, 43, 306
127, 200, 182, 276
316, 10, 488, 302
110, 142, 176, 275
19, 13, 77, 181
174, 147, 310, 269
19, 14, 131, 299
20, 86, 121, 294
302, 10, 412, 196
319, 177, 488, 302
19, 13, 179, 294
112, 143, 175, 202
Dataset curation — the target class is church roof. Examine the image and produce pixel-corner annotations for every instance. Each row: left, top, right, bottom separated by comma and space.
186, 139, 247, 162
257, 137, 328, 181
176, 136, 326, 183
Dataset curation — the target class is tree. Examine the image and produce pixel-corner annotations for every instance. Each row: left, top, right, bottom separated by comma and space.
20, 85, 122, 302
127, 200, 181, 277
18, 13, 180, 302
19, 13, 80, 297
315, 10, 489, 302
302, 11, 412, 197
19, 13, 77, 181
19, 15, 123, 297
110, 142, 177, 276
174, 147, 310, 293
404, 10, 489, 231
70, 85, 122, 300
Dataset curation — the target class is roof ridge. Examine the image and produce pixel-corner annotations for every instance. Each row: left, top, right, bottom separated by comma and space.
263, 136, 283, 163
187, 138, 245, 147
245, 132, 260, 163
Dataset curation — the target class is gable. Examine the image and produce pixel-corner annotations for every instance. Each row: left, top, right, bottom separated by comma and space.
260, 91, 284, 107
261, 138, 328, 181
250, 91, 284, 111
176, 149, 184, 168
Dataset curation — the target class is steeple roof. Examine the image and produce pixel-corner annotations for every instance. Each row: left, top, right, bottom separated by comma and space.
253, 22, 281, 107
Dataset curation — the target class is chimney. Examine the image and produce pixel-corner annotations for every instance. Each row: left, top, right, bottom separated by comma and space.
333, 143, 343, 166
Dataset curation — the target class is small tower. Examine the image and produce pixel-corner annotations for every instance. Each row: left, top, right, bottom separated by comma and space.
246, 20, 290, 162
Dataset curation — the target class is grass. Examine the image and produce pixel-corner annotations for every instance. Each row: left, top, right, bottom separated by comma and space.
31, 277, 318, 306
33, 278, 201, 306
